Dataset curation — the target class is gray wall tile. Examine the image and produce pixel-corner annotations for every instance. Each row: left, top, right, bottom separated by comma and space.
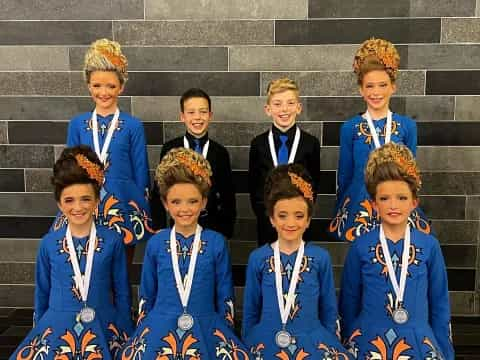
0, 21, 112, 45
0, 263, 34, 283
229, 45, 356, 71
0, 0, 143, 20
0, 46, 69, 71
0, 169, 24, 192
25, 169, 52, 192
455, 96, 480, 121
0, 145, 54, 168
0, 72, 71, 96
309, 0, 409, 18
421, 172, 480, 195
421, 195, 466, 220
407, 45, 480, 70
71, 46, 228, 71
145, 0, 308, 20
314, 195, 336, 218
443, 245, 477, 268
449, 292, 475, 315
8, 121, 68, 144
228, 146, 249, 170
0, 239, 39, 262
0, 122, 7, 144
261, 71, 424, 96
417, 147, 480, 171
433, 220, 479, 245
114, 21, 274, 46
236, 194, 254, 218
0, 97, 130, 121
405, 96, 454, 121
0, 193, 56, 216
0, 285, 33, 307
410, 0, 476, 16
466, 196, 480, 220
442, 18, 480, 43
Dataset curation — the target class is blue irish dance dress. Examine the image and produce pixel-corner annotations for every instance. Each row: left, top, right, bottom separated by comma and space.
119, 227, 249, 359
52, 110, 154, 246
10, 225, 133, 360
242, 243, 352, 360
328, 113, 431, 242
339, 227, 454, 359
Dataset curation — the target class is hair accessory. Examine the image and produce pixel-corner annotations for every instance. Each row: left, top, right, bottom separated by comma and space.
177, 154, 211, 186
99, 49, 127, 73
391, 149, 422, 190
288, 172, 314, 201
75, 154, 104, 185
353, 38, 399, 75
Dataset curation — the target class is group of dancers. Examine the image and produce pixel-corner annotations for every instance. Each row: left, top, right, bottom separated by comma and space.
11, 37, 454, 359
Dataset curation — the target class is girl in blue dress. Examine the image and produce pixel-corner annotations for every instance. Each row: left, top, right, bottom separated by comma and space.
242, 164, 352, 360
10, 146, 133, 360
328, 38, 430, 242
53, 38, 154, 262
339, 143, 454, 359
119, 147, 249, 359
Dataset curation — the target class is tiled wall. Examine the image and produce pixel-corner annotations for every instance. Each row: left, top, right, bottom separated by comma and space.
0, 0, 479, 316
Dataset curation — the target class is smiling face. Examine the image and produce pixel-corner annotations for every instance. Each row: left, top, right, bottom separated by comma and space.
359, 70, 396, 118
180, 97, 212, 138
88, 70, 124, 116
372, 180, 418, 231
163, 183, 207, 235
270, 196, 311, 244
265, 90, 302, 131
57, 183, 99, 235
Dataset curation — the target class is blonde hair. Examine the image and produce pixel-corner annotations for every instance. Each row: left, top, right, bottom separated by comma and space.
155, 148, 212, 200
84, 38, 128, 84
266, 78, 300, 103
365, 143, 421, 198
353, 38, 400, 85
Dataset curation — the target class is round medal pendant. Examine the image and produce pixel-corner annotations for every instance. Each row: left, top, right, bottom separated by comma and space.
275, 330, 292, 348
392, 308, 409, 324
79, 307, 95, 323
178, 313, 194, 331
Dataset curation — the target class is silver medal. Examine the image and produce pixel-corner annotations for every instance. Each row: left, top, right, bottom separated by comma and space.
392, 307, 409, 324
275, 330, 292, 348
79, 306, 95, 323
178, 313, 194, 331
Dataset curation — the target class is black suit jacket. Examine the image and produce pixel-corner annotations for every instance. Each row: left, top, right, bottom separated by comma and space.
150, 134, 236, 238
248, 125, 321, 219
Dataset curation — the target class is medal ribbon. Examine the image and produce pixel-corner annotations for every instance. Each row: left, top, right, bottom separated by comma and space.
183, 136, 210, 158
364, 110, 392, 149
268, 127, 301, 167
273, 240, 305, 327
91, 108, 120, 164
379, 224, 410, 304
170, 225, 202, 309
66, 223, 96, 303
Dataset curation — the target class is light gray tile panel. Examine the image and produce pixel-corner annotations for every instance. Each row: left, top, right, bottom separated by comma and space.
417, 147, 480, 171
25, 169, 52, 192
465, 196, 480, 221
421, 172, 480, 195
236, 194, 254, 218
0, 122, 7, 144
407, 45, 480, 70
0, 145, 54, 168
455, 96, 480, 121
0, 46, 69, 71
411, 0, 476, 16
405, 96, 454, 121
260, 71, 425, 96
228, 146, 249, 171
449, 292, 475, 315
441, 18, 480, 43
0, 239, 39, 262
0, 72, 71, 96
0, 0, 144, 20
114, 21, 274, 46
229, 45, 356, 71
145, 0, 308, 19
0, 193, 57, 216
0, 285, 33, 307
0, 263, 34, 283
319, 147, 339, 171
70, 46, 228, 71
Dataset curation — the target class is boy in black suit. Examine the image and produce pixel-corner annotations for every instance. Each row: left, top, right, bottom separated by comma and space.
249, 78, 320, 246
150, 88, 236, 238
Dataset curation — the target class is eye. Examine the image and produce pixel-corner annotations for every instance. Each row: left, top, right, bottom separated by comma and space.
379, 196, 388, 201
399, 195, 408, 200
188, 199, 199, 204
380, 83, 387, 88
171, 199, 180, 205
200, 110, 209, 115
296, 214, 305, 220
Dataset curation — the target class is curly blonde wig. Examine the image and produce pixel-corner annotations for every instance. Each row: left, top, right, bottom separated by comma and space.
353, 38, 400, 85
266, 77, 300, 103
365, 142, 421, 198
84, 38, 128, 84
155, 147, 212, 200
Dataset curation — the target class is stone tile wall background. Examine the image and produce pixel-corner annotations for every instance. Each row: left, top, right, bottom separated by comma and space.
0, 0, 479, 318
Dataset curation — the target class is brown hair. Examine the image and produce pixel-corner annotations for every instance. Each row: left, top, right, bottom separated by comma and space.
365, 142, 421, 199
264, 164, 314, 217
155, 147, 212, 200
266, 77, 300, 103
353, 38, 400, 85
52, 145, 104, 201
84, 38, 128, 85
